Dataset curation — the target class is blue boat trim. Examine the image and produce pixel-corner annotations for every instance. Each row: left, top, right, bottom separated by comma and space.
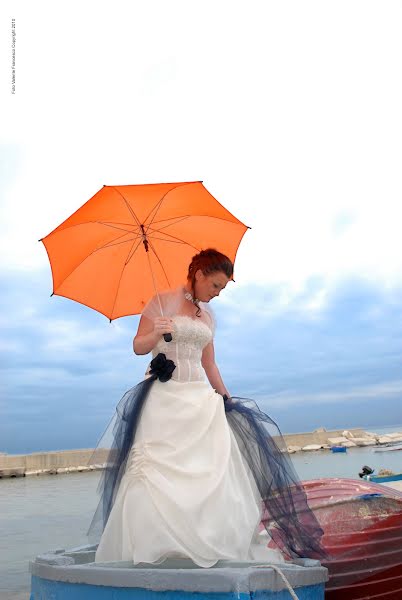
31, 577, 325, 600
357, 493, 383, 500
370, 474, 402, 483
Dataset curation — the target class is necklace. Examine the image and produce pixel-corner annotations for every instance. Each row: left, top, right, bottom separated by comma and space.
184, 288, 200, 305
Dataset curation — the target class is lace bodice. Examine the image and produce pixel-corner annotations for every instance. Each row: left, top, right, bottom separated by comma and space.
146, 315, 213, 382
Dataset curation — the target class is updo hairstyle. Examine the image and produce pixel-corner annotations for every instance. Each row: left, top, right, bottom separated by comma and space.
187, 248, 233, 316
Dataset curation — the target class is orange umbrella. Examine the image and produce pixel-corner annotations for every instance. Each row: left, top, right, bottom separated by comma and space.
40, 181, 249, 321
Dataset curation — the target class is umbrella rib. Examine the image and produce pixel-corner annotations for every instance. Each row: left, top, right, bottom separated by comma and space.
46, 212, 247, 238
98, 216, 190, 236
142, 236, 188, 245
144, 197, 169, 235
146, 216, 190, 232
150, 214, 249, 229
93, 229, 142, 252
144, 182, 195, 233
109, 237, 144, 319
147, 238, 172, 289
111, 186, 142, 228
125, 236, 144, 266
146, 226, 201, 252
143, 215, 190, 227
99, 220, 141, 228
98, 234, 142, 251
97, 221, 139, 234
50, 230, 142, 294
95, 234, 142, 252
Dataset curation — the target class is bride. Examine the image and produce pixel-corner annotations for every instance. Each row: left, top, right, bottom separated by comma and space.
91, 248, 324, 566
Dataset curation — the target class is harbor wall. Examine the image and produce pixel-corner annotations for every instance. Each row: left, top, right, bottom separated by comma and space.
2, 427, 401, 478
0, 448, 110, 477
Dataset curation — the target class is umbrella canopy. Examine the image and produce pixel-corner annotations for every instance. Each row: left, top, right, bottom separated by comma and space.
40, 181, 249, 320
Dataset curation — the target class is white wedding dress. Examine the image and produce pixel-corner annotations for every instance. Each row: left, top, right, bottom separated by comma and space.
95, 313, 284, 567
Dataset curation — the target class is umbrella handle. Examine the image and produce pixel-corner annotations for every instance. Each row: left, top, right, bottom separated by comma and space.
144, 250, 172, 343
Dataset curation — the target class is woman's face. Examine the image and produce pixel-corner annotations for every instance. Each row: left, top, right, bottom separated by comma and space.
194, 269, 230, 302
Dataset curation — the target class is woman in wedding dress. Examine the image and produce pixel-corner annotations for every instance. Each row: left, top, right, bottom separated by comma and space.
91, 249, 325, 566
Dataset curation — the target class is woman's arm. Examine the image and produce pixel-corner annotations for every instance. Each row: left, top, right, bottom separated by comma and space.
133, 315, 174, 355
201, 341, 231, 398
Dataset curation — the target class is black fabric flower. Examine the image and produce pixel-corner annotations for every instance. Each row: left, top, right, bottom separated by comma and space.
149, 353, 176, 382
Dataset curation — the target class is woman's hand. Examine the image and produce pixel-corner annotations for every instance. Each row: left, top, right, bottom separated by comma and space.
222, 393, 235, 411
153, 317, 174, 337
222, 393, 233, 405
134, 315, 174, 355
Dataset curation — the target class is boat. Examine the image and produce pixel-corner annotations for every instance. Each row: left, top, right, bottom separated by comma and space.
358, 465, 402, 484
301, 477, 402, 599
30, 552, 328, 599
330, 446, 347, 453
373, 444, 402, 453
364, 472, 402, 484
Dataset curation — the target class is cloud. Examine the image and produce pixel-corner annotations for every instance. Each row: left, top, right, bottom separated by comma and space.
0, 268, 150, 450
212, 277, 402, 425
2, 0, 402, 451
1, 265, 401, 452
2, 1, 402, 292
262, 381, 402, 409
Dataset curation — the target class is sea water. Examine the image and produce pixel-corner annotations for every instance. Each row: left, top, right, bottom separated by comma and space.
1, 424, 401, 597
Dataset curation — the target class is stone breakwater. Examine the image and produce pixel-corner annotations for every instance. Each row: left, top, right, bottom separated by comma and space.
0, 448, 110, 479
1, 429, 402, 478
283, 427, 402, 453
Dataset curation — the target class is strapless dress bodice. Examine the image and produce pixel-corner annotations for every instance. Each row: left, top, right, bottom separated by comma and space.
146, 315, 213, 383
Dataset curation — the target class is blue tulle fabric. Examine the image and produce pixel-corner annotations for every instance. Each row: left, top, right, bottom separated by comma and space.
224, 397, 326, 559
88, 353, 326, 560
87, 353, 175, 543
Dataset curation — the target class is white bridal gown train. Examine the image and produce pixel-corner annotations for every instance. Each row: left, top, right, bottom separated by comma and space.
95, 315, 284, 567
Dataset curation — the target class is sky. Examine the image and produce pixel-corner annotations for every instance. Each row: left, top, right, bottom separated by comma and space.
1, 0, 402, 453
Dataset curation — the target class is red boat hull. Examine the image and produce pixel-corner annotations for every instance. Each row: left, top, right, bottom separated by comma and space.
302, 478, 402, 599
